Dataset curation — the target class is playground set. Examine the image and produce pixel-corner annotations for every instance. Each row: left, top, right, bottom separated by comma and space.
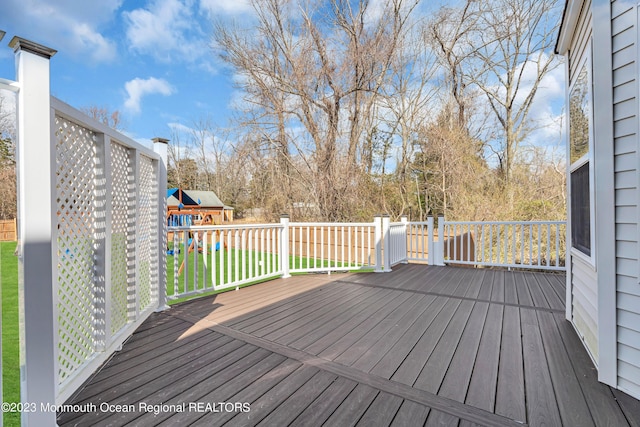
167, 188, 232, 273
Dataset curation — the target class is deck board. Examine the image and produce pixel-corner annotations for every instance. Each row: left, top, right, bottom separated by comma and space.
371, 296, 450, 379
335, 293, 431, 367
321, 383, 379, 426
311, 291, 414, 358
287, 288, 393, 350
464, 303, 503, 413
58, 264, 640, 427
412, 300, 476, 391
536, 310, 595, 426
289, 376, 358, 426
495, 305, 526, 422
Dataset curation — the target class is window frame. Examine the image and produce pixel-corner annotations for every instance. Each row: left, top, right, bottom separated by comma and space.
568, 46, 596, 266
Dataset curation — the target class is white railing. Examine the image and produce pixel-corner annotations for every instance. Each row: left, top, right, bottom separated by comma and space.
406, 217, 434, 263
169, 216, 393, 300
442, 220, 566, 271
388, 218, 409, 267
6, 36, 167, 425
288, 221, 379, 273
167, 224, 284, 299
168, 217, 566, 301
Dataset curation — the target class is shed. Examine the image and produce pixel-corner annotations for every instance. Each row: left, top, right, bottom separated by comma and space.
556, 0, 640, 400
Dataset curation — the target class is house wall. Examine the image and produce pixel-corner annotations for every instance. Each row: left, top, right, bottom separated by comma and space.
567, 0, 600, 365
611, 0, 640, 399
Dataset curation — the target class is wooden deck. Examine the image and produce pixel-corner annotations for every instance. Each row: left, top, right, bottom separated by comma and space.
58, 265, 640, 426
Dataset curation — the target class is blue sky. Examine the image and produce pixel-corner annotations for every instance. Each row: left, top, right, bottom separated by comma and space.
0, 0, 253, 145
0, 0, 565, 158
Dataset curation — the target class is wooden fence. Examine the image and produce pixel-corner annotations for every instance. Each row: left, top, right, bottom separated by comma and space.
0, 218, 16, 241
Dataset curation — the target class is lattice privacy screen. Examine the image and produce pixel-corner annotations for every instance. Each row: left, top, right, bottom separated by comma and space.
55, 116, 99, 385
54, 116, 161, 390
110, 142, 136, 334
138, 155, 158, 311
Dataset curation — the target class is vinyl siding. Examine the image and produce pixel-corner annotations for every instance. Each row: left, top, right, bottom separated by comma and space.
611, 0, 640, 400
567, 0, 599, 366
568, 0, 592, 79
572, 255, 599, 361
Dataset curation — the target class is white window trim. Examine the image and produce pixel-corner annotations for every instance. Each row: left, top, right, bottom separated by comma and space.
568, 46, 596, 269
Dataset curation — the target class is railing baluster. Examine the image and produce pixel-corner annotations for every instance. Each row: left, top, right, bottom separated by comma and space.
220, 230, 225, 287
555, 224, 560, 267
537, 224, 542, 266
546, 223, 551, 266
212, 231, 217, 289
183, 229, 189, 294
203, 231, 208, 289
193, 231, 199, 291
521, 224, 525, 265
234, 230, 240, 285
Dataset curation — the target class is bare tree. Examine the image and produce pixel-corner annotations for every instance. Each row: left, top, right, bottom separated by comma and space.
81, 105, 126, 131
214, 0, 418, 220
463, 0, 561, 184
0, 93, 16, 220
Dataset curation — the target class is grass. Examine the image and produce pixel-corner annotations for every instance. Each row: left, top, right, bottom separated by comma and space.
1, 241, 20, 427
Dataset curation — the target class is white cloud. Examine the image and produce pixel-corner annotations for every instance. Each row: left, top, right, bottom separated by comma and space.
2, 0, 121, 63
124, 77, 175, 114
124, 0, 211, 64
199, 0, 252, 16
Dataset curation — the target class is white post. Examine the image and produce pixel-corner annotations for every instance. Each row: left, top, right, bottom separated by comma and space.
152, 137, 169, 311
11, 36, 59, 425
382, 215, 391, 272
400, 216, 408, 264
427, 216, 434, 265
436, 215, 445, 266
280, 215, 291, 278
374, 215, 382, 272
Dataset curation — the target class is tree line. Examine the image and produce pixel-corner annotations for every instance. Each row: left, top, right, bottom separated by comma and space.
0, 0, 566, 224
170, 0, 565, 222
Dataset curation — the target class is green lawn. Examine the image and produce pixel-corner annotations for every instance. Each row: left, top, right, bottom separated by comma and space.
1, 241, 20, 427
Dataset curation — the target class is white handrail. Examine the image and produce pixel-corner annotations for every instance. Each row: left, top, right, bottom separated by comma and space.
440, 220, 566, 271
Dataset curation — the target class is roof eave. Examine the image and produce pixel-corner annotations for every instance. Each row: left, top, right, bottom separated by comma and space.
556, 0, 583, 55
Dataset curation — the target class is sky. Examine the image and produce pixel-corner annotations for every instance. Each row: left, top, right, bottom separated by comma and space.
0, 0, 565, 156
0, 0, 255, 147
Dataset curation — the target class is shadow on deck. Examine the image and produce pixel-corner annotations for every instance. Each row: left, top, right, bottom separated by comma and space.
58, 264, 640, 426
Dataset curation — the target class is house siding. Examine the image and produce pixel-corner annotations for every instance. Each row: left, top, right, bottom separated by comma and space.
572, 255, 599, 360
566, 0, 600, 365
569, 0, 592, 80
612, 0, 640, 399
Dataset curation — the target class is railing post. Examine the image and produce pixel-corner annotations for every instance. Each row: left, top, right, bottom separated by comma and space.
11, 36, 59, 425
382, 215, 391, 272
153, 137, 169, 311
436, 215, 445, 266
427, 216, 434, 265
280, 215, 291, 278
374, 215, 382, 272
400, 216, 409, 264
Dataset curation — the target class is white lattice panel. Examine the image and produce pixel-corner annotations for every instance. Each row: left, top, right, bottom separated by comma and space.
54, 116, 98, 385
137, 155, 157, 311
110, 142, 135, 333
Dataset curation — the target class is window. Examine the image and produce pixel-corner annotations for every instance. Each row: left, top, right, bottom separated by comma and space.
571, 163, 590, 255
569, 58, 593, 257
